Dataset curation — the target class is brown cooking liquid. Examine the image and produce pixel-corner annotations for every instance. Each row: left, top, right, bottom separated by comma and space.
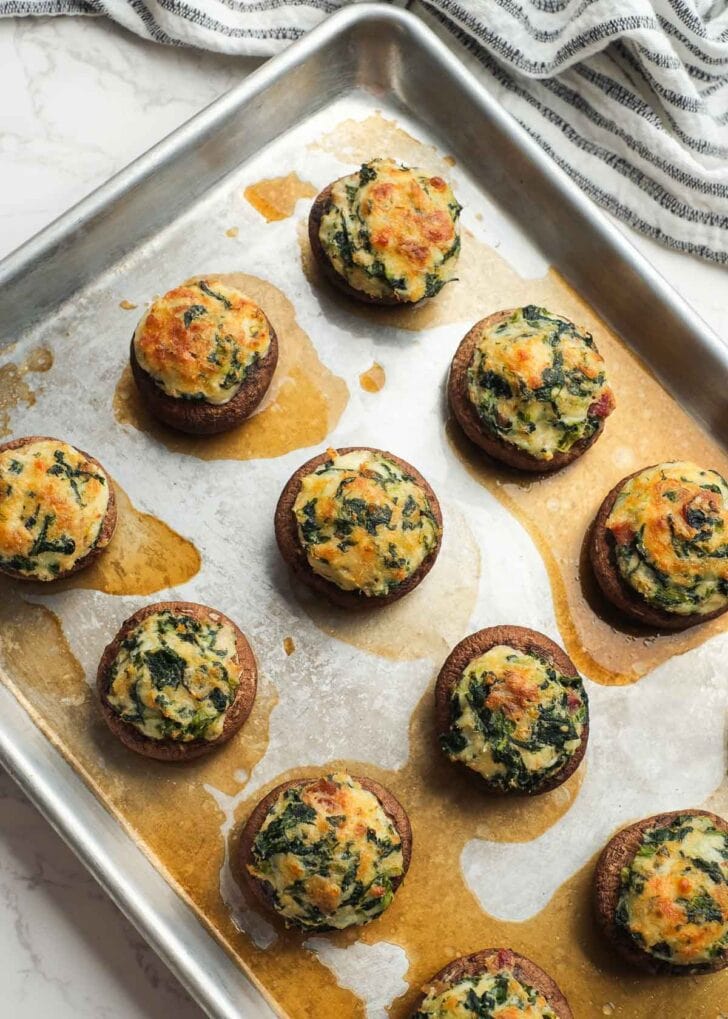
359, 362, 385, 393
296, 505, 480, 662
305, 106, 728, 684
302, 204, 728, 680
0, 346, 53, 435
30, 481, 201, 596
113, 274, 348, 461
442, 258, 728, 686
244, 173, 317, 222
214, 688, 727, 1018
0, 587, 724, 1017
0, 581, 278, 967
1, 114, 727, 1018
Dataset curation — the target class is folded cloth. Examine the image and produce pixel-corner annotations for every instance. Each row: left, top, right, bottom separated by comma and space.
4, 0, 728, 263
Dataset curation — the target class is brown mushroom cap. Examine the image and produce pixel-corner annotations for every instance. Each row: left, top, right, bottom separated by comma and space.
409, 947, 573, 1018
589, 466, 728, 631
0, 435, 117, 583
130, 313, 278, 436
274, 446, 443, 609
97, 600, 257, 761
448, 310, 608, 473
237, 773, 412, 931
435, 625, 588, 796
593, 808, 728, 975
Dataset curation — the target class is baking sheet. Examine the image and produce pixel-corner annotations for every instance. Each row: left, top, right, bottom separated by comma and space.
0, 9, 727, 1018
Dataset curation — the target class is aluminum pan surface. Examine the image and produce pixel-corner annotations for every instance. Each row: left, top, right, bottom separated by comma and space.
0, 6, 726, 1018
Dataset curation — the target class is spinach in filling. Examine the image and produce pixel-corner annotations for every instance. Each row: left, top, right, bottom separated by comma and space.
414, 967, 558, 1018
319, 157, 461, 303
0, 440, 109, 581
106, 609, 239, 742
133, 279, 270, 405
607, 462, 728, 616
292, 449, 441, 597
616, 813, 728, 965
466, 306, 613, 460
248, 773, 404, 930
440, 643, 587, 792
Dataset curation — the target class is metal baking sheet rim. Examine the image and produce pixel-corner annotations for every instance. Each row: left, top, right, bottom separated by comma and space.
1, 5, 727, 1019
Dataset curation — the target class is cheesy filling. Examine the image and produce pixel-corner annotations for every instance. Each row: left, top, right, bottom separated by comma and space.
292, 448, 441, 597
616, 813, 728, 965
106, 609, 240, 742
606, 461, 728, 616
248, 772, 404, 930
133, 279, 271, 405
318, 158, 461, 303
415, 967, 558, 1018
440, 644, 587, 792
0, 439, 111, 581
466, 306, 614, 460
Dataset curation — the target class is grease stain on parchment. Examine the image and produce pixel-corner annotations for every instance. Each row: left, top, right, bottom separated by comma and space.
295, 504, 479, 662
311, 113, 455, 179
244, 173, 317, 223
0, 347, 53, 436
3, 111, 727, 1019
443, 261, 728, 687
359, 363, 385, 393
3, 576, 724, 1019
113, 274, 348, 461
0, 578, 85, 705
41, 482, 201, 596
211, 684, 588, 1019
306, 112, 728, 686
219, 674, 728, 1018
0, 584, 279, 978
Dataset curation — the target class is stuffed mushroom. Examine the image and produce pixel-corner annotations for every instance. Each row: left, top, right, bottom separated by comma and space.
0, 435, 116, 582
594, 809, 728, 974
590, 461, 728, 629
130, 278, 278, 434
275, 446, 443, 608
97, 601, 257, 761
449, 306, 614, 471
411, 947, 573, 1018
308, 157, 461, 305
436, 626, 588, 794
239, 772, 411, 930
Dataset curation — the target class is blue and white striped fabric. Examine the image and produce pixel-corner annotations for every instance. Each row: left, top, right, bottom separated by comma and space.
5, 0, 728, 263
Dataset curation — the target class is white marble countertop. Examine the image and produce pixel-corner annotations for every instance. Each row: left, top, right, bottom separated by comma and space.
0, 13, 726, 1019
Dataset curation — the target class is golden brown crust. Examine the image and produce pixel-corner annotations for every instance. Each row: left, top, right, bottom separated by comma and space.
588, 467, 728, 631
593, 809, 728, 975
274, 446, 443, 609
237, 774, 412, 930
435, 625, 588, 796
129, 318, 278, 435
448, 311, 606, 473
308, 182, 425, 307
0, 435, 117, 582
409, 947, 573, 1018
97, 600, 257, 761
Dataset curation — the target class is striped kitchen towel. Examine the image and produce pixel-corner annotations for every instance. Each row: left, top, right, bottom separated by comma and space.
5, 0, 728, 263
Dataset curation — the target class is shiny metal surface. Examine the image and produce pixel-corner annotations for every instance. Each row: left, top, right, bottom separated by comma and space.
0, 4, 726, 1018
